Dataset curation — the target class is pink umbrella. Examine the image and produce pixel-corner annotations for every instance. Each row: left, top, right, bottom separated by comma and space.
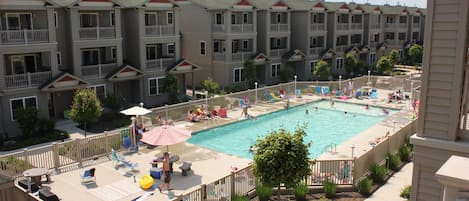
140, 125, 192, 151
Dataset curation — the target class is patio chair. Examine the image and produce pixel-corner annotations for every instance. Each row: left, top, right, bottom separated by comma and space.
111, 149, 138, 170
264, 93, 277, 103
295, 89, 301, 97
315, 86, 323, 95
269, 92, 282, 101
322, 86, 330, 96
81, 168, 96, 184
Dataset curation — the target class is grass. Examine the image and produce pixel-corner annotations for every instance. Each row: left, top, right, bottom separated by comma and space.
78, 112, 130, 133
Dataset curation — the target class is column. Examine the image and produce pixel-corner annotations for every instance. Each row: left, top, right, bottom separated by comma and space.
226, 10, 232, 33
0, 55, 5, 89
139, 8, 147, 71
115, 8, 123, 66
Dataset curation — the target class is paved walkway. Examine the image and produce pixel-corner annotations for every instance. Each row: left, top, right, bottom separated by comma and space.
365, 162, 413, 201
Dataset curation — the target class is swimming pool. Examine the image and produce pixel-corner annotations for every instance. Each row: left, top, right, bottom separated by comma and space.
188, 100, 396, 159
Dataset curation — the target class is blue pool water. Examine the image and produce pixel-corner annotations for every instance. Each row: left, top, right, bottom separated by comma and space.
188, 101, 396, 159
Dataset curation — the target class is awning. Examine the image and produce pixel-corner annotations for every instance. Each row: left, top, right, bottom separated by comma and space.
378, 42, 388, 51
40, 72, 90, 92
166, 59, 202, 74
321, 48, 336, 58
346, 46, 361, 55
251, 52, 269, 65
282, 49, 306, 62
106, 64, 144, 82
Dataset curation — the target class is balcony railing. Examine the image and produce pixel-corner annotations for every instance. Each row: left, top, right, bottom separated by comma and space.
231, 24, 253, 33
412, 23, 420, 29
145, 25, 175, 37
146, 58, 176, 71
0, 29, 49, 45
309, 47, 324, 56
270, 24, 288, 32
212, 24, 226, 33
213, 53, 226, 61
310, 24, 325, 32
370, 24, 381, 30
385, 23, 397, 30
336, 23, 349, 31
81, 63, 117, 77
399, 23, 408, 29
270, 48, 288, 57
79, 27, 116, 40
232, 52, 254, 61
385, 39, 406, 46
4, 71, 52, 89
351, 23, 363, 30
335, 45, 348, 53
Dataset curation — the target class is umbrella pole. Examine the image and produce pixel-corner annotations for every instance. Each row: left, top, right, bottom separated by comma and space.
166, 145, 169, 153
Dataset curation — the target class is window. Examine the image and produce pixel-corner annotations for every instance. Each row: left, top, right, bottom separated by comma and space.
200, 41, 206, 55
110, 11, 115, 26
369, 52, 376, 65
231, 14, 236, 24
145, 13, 157, 26
10, 55, 37, 74
310, 60, 318, 73
167, 43, 175, 55
243, 13, 248, 24
271, 63, 281, 77
54, 12, 58, 28
167, 12, 173, 24
80, 13, 97, 27
146, 45, 157, 60
215, 13, 223, 24
335, 58, 344, 70
148, 77, 164, 95
110, 47, 117, 60
242, 40, 249, 49
276, 38, 281, 47
398, 32, 406, 40
276, 13, 282, 24
82, 49, 100, 65
312, 14, 318, 23
213, 41, 220, 52
233, 67, 244, 83
386, 16, 394, 23
6, 13, 33, 30
385, 32, 395, 40
10, 96, 37, 121
57, 52, 62, 65
88, 84, 106, 100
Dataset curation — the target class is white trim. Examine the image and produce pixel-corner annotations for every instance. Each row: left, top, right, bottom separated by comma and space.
88, 84, 106, 98
9, 96, 38, 121
148, 77, 165, 96
57, 52, 62, 65
6, 12, 33, 30
166, 12, 174, 25
233, 67, 244, 83
54, 11, 58, 28
335, 57, 344, 70
200, 41, 206, 56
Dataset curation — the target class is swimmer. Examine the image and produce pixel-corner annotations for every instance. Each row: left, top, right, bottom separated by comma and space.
315, 106, 318, 111
305, 109, 309, 115
365, 104, 369, 110
382, 108, 389, 115
344, 111, 348, 115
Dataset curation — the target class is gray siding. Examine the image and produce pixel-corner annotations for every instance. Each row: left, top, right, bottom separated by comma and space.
291, 11, 309, 55
122, 9, 141, 68
257, 10, 267, 54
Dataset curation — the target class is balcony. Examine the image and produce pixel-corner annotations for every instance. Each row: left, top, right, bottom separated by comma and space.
336, 23, 349, 31
309, 47, 324, 56
310, 24, 325, 32
385, 23, 397, 31
270, 24, 288, 32
79, 27, 116, 40
213, 53, 226, 61
81, 63, 117, 77
213, 24, 226, 33
145, 25, 175, 37
270, 48, 288, 58
231, 24, 253, 33
335, 45, 348, 53
412, 23, 420, 29
146, 58, 176, 71
399, 24, 408, 29
0, 30, 49, 45
232, 52, 254, 62
4, 71, 52, 89
385, 39, 405, 46
351, 23, 363, 30
370, 24, 381, 30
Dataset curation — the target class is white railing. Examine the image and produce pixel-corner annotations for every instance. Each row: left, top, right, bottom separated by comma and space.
399, 23, 408, 30
412, 23, 420, 29
0, 29, 49, 45
146, 58, 176, 71
4, 71, 52, 89
309, 47, 324, 56
81, 63, 117, 77
335, 45, 348, 53
145, 25, 175, 37
310, 24, 325, 32
79, 27, 115, 40
213, 24, 226, 33
213, 53, 226, 61
270, 24, 288, 32
385, 23, 397, 30
231, 24, 253, 33
270, 48, 288, 58
369, 42, 379, 48
336, 23, 349, 31
351, 23, 362, 30
371, 24, 381, 30
232, 52, 254, 61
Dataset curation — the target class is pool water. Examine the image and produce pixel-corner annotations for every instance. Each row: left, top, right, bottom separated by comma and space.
188, 100, 396, 159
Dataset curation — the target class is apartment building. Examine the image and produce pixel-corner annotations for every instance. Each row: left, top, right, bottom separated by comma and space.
410, 0, 469, 200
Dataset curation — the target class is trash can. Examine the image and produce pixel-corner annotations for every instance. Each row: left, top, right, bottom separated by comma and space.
150, 167, 162, 179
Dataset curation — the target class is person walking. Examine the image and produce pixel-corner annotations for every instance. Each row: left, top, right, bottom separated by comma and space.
159, 152, 173, 192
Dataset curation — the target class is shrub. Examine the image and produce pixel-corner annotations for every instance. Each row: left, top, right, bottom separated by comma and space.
398, 144, 412, 162
323, 180, 336, 199
357, 178, 372, 196
256, 184, 272, 201
400, 185, 411, 200
231, 194, 249, 201
369, 163, 387, 184
387, 153, 401, 171
293, 182, 309, 201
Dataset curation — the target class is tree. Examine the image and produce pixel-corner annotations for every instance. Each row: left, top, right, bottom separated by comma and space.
69, 88, 102, 137
253, 125, 311, 199
202, 77, 219, 97
161, 74, 179, 104
409, 44, 423, 65
279, 64, 295, 82
16, 107, 40, 137
388, 49, 401, 67
345, 53, 359, 76
313, 60, 331, 81
376, 56, 393, 74
243, 60, 257, 88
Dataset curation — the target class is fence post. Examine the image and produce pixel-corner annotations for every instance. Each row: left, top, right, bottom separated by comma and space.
75, 139, 82, 166
104, 131, 110, 153
52, 142, 60, 170
230, 172, 235, 198
201, 184, 207, 201
23, 148, 30, 168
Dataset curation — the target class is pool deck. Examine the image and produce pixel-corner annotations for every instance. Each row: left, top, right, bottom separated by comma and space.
39, 90, 413, 201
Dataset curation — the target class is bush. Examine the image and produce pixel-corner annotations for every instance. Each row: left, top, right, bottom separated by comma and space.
231, 194, 249, 201
400, 185, 411, 200
323, 180, 336, 199
102, 94, 122, 111
357, 178, 372, 196
387, 153, 401, 171
369, 163, 387, 184
293, 182, 309, 201
256, 184, 272, 201
398, 144, 412, 162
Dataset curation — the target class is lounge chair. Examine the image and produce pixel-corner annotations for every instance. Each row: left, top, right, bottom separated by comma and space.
322, 86, 330, 96
315, 86, 323, 95
335, 90, 342, 97
269, 92, 282, 101
295, 89, 301, 97
239, 99, 246, 108
264, 93, 277, 102
111, 149, 138, 170
81, 168, 96, 183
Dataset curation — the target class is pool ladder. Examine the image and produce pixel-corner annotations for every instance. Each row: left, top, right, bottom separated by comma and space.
322, 143, 337, 154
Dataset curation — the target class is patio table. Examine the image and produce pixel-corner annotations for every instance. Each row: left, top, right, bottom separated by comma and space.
23, 168, 48, 186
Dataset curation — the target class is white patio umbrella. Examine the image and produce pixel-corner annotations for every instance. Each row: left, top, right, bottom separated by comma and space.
120, 106, 152, 116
